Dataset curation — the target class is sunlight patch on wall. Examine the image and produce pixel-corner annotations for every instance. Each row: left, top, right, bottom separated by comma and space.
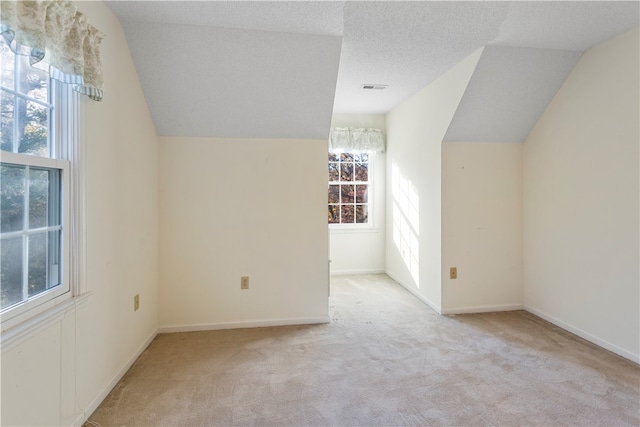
391, 162, 420, 286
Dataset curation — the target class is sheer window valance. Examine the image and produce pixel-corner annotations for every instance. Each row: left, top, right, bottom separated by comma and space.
1, 0, 104, 101
329, 128, 385, 153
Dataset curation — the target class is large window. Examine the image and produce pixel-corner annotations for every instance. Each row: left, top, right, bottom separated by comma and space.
1, 39, 73, 325
328, 152, 370, 225
1, 164, 63, 309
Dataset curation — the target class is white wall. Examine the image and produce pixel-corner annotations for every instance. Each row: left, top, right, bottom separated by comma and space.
329, 114, 386, 275
331, 114, 386, 130
441, 143, 523, 313
1, 2, 159, 426
158, 137, 329, 330
385, 49, 483, 313
523, 28, 639, 361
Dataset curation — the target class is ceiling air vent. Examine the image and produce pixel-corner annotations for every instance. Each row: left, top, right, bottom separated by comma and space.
361, 84, 388, 90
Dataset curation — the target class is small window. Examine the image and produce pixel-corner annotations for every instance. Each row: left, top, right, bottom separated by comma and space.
328, 152, 370, 225
1, 39, 73, 325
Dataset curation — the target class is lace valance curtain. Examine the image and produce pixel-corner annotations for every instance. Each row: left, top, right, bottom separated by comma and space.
329, 128, 385, 153
1, 0, 104, 101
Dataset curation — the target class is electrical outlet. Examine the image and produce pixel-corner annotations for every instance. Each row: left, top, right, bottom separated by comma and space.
134, 294, 140, 311
241, 276, 249, 290
450, 267, 457, 280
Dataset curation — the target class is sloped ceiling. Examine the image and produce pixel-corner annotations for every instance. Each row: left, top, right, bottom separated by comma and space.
106, 1, 639, 141
444, 46, 583, 143
120, 22, 341, 139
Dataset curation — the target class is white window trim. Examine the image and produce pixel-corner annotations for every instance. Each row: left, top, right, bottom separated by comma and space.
61, 85, 88, 300
0, 291, 91, 351
0, 81, 88, 352
330, 226, 381, 234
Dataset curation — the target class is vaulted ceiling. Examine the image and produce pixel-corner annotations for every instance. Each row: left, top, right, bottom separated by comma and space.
106, 1, 639, 141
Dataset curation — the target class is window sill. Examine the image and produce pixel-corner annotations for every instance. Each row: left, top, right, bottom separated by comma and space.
329, 226, 381, 235
0, 292, 92, 353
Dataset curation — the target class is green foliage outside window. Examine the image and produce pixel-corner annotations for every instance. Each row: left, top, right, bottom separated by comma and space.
1, 39, 61, 310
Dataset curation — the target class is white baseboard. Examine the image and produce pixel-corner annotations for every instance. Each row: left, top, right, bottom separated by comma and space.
73, 328, 158, 427
525, 305, 639, 364
158, 316, 331, 334
330, 268, 385, 276
442, 304, 524, 315
385, 271, 442, 314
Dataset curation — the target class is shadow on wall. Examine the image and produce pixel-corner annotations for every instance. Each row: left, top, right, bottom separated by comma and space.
391, 161, 420, 286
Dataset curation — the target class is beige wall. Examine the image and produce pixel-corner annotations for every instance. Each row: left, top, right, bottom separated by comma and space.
385, 48, 483, 312
158, 137, 329, 330
1, 2, 159, 425
442, 143, 523, 313
329, 114, 386, 275
523, 28, 639, 361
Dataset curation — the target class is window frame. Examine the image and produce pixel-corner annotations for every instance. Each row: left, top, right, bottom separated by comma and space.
328, 150, 374, 229
0, 46, 82, 336
0, 152, 71, 329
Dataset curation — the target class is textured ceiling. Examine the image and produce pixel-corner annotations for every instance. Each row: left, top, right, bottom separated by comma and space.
105, 1, 345, 36
106, 1, 639, 140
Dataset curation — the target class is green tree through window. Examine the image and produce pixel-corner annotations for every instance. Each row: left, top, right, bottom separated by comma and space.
1, 38, 70, 319
0, 41, 50, 156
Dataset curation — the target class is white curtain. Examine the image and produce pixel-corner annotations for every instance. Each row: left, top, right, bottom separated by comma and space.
329, 127, 385, 153
1, 0, 104, 101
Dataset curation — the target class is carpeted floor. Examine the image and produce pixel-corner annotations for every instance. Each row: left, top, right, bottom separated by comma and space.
87, 274, 640, 426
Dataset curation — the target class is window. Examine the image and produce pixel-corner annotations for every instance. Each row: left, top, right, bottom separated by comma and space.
1, 39, 74, 326
328, 152, 370, 225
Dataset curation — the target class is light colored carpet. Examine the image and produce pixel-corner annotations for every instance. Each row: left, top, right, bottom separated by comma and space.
87, 274, 640, 426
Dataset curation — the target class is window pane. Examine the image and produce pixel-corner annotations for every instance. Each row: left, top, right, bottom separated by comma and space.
340, 153, 353, 162
328, 162, 339, 181
356, 205, 368, 223
328, 152, 338, 162
354, 163, 368, 182
356, 185, 368, 203
47, 229, 61, 288
1, 91, 15, 152
341, 205, 355, 223
354, 152, 369, 163
340, 163, 353, 181
1, 236, 23, 309
0, 41, 14, 89
16, 54, 48, 102
328, 185, 339, 204
29, 168, 50, 228
18, 99, 49, 156
341, 184, 354, 203
28, 232, 47, 297
1, 164, 25, 232
328, 205, 339, 224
